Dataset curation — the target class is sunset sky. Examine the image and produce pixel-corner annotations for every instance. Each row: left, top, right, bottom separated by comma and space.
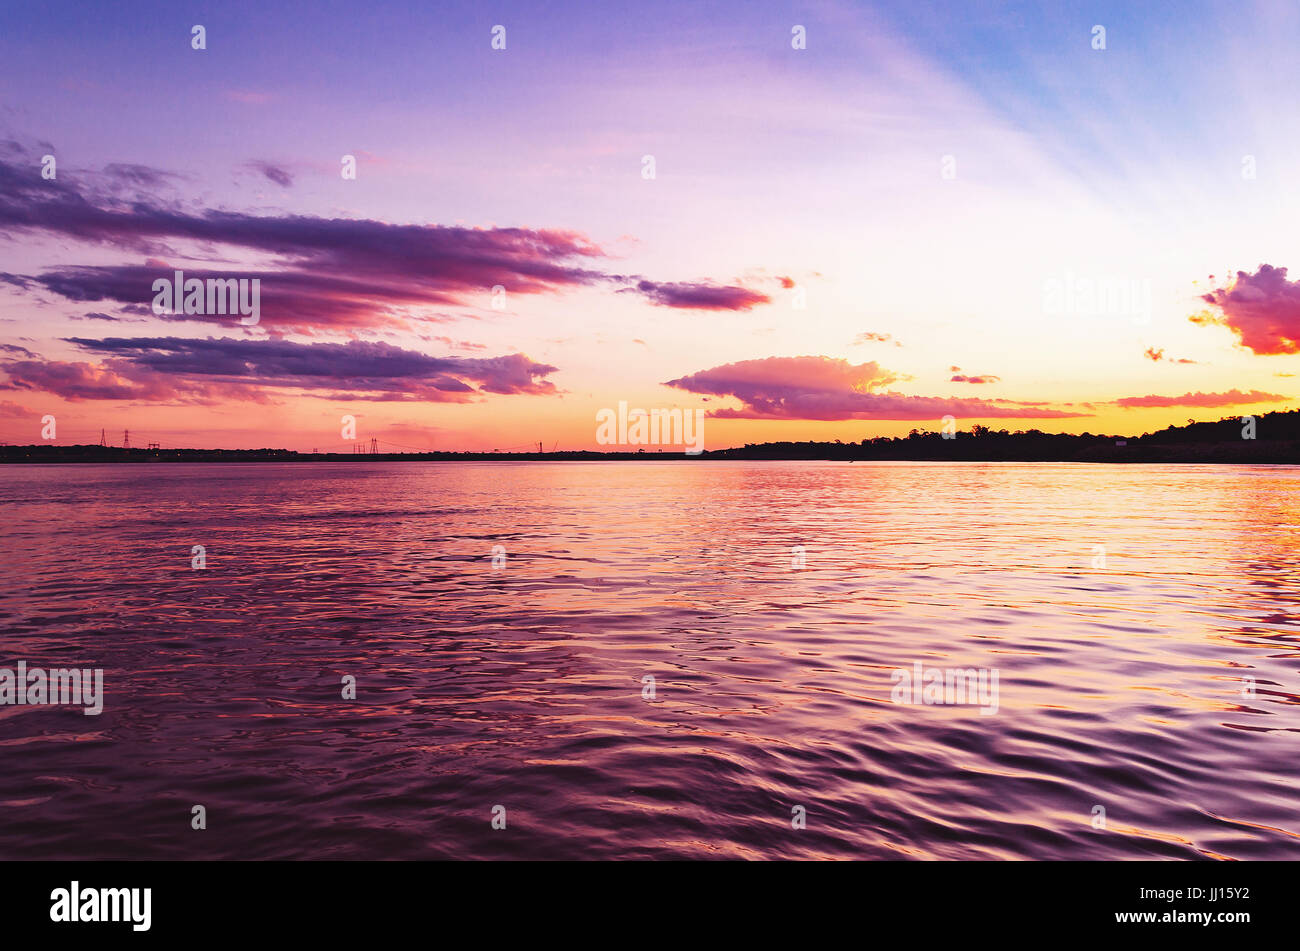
2, 0, 1299, 451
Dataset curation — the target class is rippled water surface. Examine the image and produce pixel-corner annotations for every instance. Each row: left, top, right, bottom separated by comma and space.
1, 461, 1298, 860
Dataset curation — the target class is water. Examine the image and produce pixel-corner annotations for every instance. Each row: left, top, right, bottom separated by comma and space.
0, 460, 1297, 860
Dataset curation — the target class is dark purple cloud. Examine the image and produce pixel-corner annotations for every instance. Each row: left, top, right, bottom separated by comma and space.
0, 158, 608, 330
246, 161, 294, 188
950, 374, 1000, 384
10, 264, 470, 333
664, 356, 1085, 420
0, 157, 775, 331
627, 279, 770, 311
1, 337, 559, 404
73, 311, 128, 322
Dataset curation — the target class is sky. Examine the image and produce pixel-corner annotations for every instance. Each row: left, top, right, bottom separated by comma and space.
1, 0, 1299, 451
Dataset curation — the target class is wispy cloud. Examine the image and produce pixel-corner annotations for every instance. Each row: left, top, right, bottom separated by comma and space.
102, 163, 184, 189
852, 332, 900, 347
244, 160, 294, 188
1114, 388, 1288, 408
1143, 346, 1197, 364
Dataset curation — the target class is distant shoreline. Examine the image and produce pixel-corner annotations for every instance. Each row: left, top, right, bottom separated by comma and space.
2, 444, 1298, 466
5, 410, 1299, 465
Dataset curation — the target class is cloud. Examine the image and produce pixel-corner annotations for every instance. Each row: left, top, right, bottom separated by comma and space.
0, 355, 223, 403
0, 158, 606, 330
1196, 264, 1300, 355
1113, 388, 1288, 408
1143, 346, 1197, 364
1, 337, 560, 404
11, 264, 474, 334
664, 355, 1084, 420
69, 336, 559, 398
627, 279, 770, 311
73, 311, 123, 322
852, 332, 899, 346
421, 335, 487, 351
0, 157, 777, 331
245, 161, 294, 188
102, 164, 183, 189
950, 374, 1000, 384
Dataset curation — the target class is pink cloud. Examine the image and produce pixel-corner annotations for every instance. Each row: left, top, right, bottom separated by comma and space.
1196, 264, 1300, 354
1114, 388, 1288, 408
1143, 346, 1197, 364
0, 356, 263, 404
